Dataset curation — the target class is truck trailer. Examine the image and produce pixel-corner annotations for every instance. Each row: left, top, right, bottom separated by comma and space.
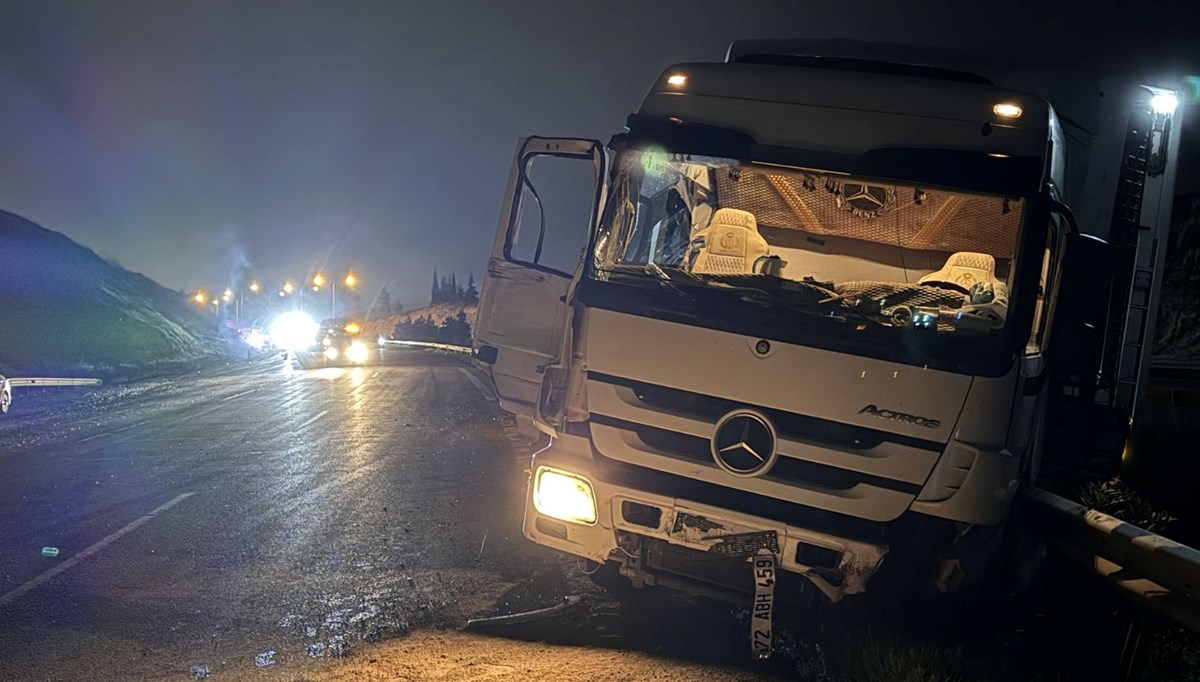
473, 39, 1184, 619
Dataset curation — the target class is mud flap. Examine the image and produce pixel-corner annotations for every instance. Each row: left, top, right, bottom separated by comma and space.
751, 548, 775, 660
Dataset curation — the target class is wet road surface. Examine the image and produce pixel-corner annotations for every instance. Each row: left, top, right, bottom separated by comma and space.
0, 350, 785, 681
0, 350, 527, 678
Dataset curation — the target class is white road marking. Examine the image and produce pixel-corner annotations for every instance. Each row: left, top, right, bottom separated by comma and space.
222, 389, 257, 402
0, 492, 195, 608
77, 432, 112, 443
458, 368, 498, 403
297, 410, 329, 429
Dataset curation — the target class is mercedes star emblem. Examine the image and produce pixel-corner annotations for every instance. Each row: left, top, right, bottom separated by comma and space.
711, 410, 778, 477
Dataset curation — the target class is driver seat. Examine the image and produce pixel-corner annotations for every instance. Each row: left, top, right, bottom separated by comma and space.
689, 208, 770, 275
918, 252, 1004, 290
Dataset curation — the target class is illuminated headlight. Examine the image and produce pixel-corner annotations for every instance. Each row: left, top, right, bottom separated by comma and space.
246, 330, 268, 349
347, 341, 369, 364
324, 346, 339, 360
533, 467, 597, 525
270, 311, 319, 351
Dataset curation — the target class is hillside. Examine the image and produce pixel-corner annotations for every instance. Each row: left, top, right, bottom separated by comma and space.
361, 302, 478, 341
1153, 194, 1200, 359
0, 210, 233, 377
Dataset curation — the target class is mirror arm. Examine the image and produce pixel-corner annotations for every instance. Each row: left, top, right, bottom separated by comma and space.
1045, 197, 1080, 235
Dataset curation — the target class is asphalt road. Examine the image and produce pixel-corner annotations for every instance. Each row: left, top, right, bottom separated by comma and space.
0, 349, 557, 680
0, 349, 792, 682
2, 348, 1172, 681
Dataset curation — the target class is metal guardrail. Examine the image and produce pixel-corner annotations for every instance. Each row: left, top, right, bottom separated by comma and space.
1022, 486, 1200, 633
378, 338, 473, 355
7, 377, 103, 388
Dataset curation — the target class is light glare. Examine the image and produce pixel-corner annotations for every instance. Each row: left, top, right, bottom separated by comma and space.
666, 73, 687, 87
347, 341, 369, 364
1151, 92, 1179, 115
270, 311, 319, 351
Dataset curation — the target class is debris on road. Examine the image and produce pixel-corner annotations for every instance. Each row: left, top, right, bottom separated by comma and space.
465, 594, 585, 633
254, 650, 275, 667
188, 664, 210, 679
40, 547, 59, 557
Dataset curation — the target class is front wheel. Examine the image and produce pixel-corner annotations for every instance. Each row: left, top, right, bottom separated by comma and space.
1, 388, 10, 414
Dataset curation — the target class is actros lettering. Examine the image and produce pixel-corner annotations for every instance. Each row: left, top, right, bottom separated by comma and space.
858, 404, 941, 429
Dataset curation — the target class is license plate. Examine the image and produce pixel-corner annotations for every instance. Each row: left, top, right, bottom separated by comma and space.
751, 548, 775, 660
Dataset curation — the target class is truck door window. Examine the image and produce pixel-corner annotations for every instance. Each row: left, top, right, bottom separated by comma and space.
506, 154, 599, 276
1029, 218, 1065, 352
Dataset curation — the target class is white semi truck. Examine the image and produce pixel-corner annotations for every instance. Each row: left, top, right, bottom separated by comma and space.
474, 40, 1184, 611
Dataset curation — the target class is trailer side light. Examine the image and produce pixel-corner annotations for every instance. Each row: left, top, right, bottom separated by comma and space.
992, 103, 1023, 118
666, 73, 687, 87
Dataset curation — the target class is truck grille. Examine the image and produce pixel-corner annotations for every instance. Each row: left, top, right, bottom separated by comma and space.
585, 372, 941, 522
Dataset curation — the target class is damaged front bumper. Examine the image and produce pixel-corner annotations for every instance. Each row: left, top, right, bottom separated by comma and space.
523, 432, 888, 602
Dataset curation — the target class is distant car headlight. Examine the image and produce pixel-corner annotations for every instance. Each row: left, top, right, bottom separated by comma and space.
347, 341, 369, 364
246, 330, 269, 349
533, 467, 597, 525
324, 346, 339, 360
270, 311, 319, 352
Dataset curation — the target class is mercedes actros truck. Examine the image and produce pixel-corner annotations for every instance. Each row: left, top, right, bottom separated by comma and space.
473, 40, 1184, 612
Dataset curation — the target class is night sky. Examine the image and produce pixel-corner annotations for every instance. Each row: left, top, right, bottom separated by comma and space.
1, 0, 1198, 310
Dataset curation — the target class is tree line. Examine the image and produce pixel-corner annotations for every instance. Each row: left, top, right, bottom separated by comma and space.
431, 269, 479, 305
392, 310, 472, 346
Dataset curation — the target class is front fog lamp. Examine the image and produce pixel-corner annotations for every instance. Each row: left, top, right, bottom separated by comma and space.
533, 467, 597, 525
347, 341, 369, 364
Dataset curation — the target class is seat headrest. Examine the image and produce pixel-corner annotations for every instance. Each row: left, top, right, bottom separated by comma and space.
918, 251, 1003, 289
709, 208, 758, 232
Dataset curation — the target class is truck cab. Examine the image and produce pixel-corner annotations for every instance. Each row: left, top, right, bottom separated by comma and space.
474, 40, 1183, 603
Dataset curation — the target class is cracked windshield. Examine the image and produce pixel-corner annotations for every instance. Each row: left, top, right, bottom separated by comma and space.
1, 2, 1199, 681
595, 150, 1023, 335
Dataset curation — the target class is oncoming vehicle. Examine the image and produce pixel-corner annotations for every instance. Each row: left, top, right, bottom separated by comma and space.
473, 38, 1183, 622
303, 320, 372, 367
241, 321, 278, 358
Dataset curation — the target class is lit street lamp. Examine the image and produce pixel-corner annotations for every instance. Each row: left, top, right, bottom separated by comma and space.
193, 291, 208, 306
311, 272, 359, 319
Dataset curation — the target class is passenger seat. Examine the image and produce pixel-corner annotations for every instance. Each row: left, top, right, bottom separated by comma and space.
688, 208, 769, 275
918, 251, 1005, 290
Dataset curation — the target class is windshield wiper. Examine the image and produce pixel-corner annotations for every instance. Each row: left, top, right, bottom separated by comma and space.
604, 264, 699, 302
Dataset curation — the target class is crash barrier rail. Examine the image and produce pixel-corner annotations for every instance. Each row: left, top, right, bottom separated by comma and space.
378, 338, 473, 355
1021, 486, 1200, 633
7, 378, 103, 388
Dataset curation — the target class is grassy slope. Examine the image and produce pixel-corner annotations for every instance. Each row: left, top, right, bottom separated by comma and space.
361, 302, 478, 341
0, 210, 230, 377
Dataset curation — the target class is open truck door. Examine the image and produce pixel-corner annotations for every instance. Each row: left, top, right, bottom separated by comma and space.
474, 137, 606, 427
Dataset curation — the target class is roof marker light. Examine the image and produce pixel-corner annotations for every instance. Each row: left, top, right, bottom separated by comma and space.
666, 74, 687, 87
1151, 92, 1179, 115
992, 103, 1023, 118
